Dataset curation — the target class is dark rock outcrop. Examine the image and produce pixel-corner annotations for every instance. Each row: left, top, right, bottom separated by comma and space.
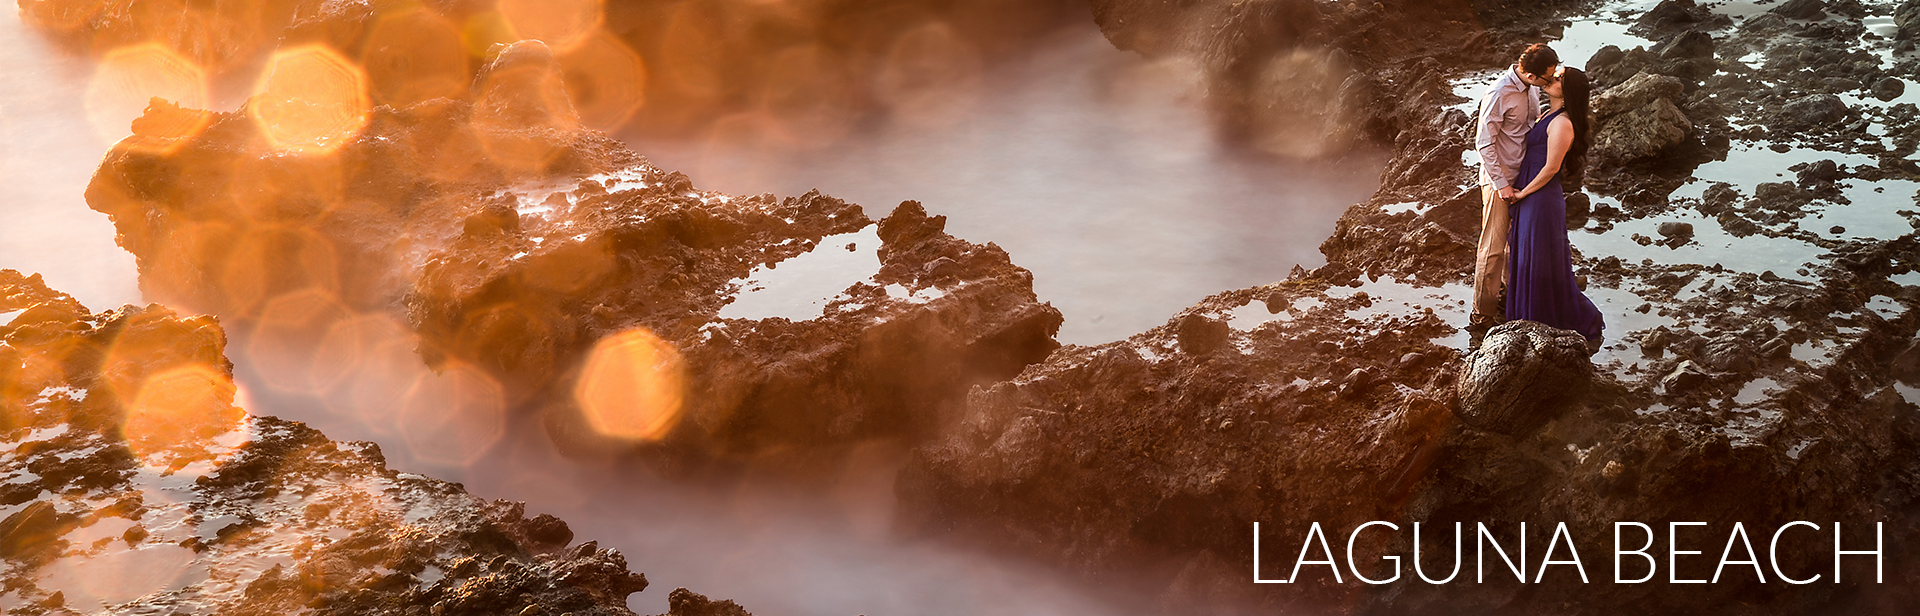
899, 253, 1920, 614
654, 588, 754, 616
1590, 73, 1696, 167
1772, 0, 1830, 21
1899, 0, 1920, 40
1455, 320, 1594, 435
1781, 93, 1853, 129
1631, 0, 1733, 40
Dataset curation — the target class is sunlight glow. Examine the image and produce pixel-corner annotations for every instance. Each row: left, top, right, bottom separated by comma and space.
574, 329, 686, 443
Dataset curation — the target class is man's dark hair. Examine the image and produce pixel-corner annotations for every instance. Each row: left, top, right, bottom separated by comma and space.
1519, 43, 1560, 77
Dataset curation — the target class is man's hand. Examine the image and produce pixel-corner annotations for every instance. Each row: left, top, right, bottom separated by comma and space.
1495, 186, 1515, 202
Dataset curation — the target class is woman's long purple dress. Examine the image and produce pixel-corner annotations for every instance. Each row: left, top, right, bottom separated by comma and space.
1506, 107, 1604, 340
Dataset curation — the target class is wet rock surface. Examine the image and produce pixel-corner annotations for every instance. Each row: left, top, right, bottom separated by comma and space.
84, 40, 1063, 474
0, 270, 655, 615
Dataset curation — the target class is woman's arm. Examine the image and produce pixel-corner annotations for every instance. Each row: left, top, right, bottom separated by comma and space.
1515, 115, 1573, 200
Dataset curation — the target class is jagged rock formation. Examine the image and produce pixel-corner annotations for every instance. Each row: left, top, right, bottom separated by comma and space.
0, 269, 652, 615
1589, 72, 1695, 168
652, 588, 753, 616
85, 40, 1063, 473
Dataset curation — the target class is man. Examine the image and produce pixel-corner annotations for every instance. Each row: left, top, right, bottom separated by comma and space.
1470, 43, 1559, 341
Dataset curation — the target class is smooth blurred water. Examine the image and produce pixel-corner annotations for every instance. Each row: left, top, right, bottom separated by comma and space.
633, 23, 1387, 345
0, 12, 140, 310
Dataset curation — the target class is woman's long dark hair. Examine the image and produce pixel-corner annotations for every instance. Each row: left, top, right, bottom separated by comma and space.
1561, 67, 1592, 178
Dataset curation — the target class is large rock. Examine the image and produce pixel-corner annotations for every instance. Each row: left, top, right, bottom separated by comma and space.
1872, 77, 1906, 102
1770, 0, 1828, 20
1900, 0, 1920, 40
898, 268, 1920, 615
1632, 0, 1733, 39
0, 270, 655, 614
1893, 339, 1920, 385
1591, 97, 1695, 165
1780, 93, 1851, 128
1656, 29, 1716, 60
655, 587, 755, 616
1455, 320, 1594, 435
1592, 72, 1688, 118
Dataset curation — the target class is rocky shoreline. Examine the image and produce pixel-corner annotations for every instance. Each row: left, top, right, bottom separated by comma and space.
0, 269, 750, 615
897, 0, 1920, 613
12, 0, 1920, 614
84, 39, 1063, 477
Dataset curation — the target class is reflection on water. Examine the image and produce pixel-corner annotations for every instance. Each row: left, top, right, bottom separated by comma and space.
0, 12, 139, 310
633, 24, 1387, 345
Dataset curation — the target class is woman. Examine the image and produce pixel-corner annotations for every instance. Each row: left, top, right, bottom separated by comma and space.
1506, 66, 1604, 342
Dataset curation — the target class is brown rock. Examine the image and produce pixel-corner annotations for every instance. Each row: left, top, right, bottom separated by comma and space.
1455, 320, 1594, 435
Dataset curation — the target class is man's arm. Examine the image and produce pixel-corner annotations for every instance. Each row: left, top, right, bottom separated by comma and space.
1475, 88, 1522, 196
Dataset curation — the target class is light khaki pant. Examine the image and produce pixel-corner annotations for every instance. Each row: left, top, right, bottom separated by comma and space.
1472, 184, 1509, 321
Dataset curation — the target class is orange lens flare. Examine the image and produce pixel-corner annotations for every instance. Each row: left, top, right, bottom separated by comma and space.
658, 3, 728, 100
759, 45, 859, 149
318, 313, 423, 428
247, 288, 352, 394
559, 30, 648, 132
573, 329, 686, 443
363, 8, 470, 107
401, 362, 508, 466
497, 0, 605, 53
122, 364, 245, 466
874, 23, 984, 127
248, 45, 372, 154
86, 43, 210, 147
217, 226, 342, 317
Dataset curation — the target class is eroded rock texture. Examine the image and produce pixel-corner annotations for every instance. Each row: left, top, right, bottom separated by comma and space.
899, 265, 1920, 615
1455, 320, 1593, 435
0, 269, 653, 615
85, 40, 1062, 473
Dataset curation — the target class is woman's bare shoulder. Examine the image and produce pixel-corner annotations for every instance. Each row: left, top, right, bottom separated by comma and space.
1549, 112, 1574, 130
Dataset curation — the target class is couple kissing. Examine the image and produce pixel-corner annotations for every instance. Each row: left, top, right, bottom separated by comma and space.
1468, 43, 1605, 350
